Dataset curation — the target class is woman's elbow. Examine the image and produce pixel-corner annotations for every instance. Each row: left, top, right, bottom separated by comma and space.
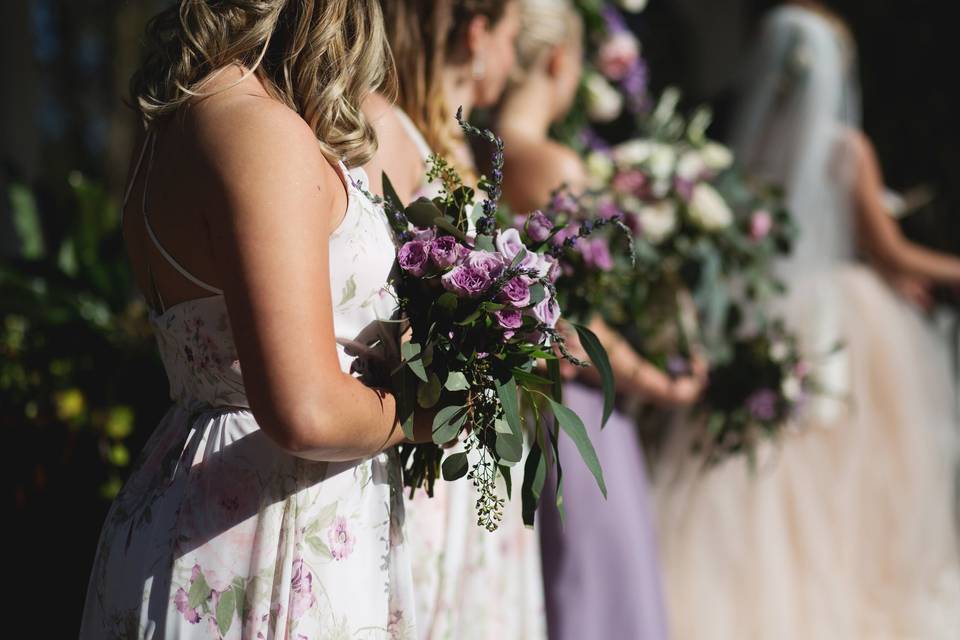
252, 396, 342, 456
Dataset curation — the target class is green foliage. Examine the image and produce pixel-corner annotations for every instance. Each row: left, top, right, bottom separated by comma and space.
4, 175, 165, 509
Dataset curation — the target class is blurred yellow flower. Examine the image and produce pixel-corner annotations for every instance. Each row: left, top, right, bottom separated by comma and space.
54, 388, 86, 422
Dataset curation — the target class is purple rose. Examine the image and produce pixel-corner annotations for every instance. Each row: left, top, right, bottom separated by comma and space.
746, 388, 779, 422
525, 211, 554, 243
441, 265, 492, 297
495, 228, 525, 259
498, 276, 532, 307
551, 191, 578, 215
429, 236, 459, 268
611, 169, 648, 197
583, 238, 614, 271
597, 199, 621, 220
534, 253, 561, 283
465, 250, 505, 277
531, 294, 560, 329
398, 240, 429, 277
494, 309, 523, 330
493, 229, 538, 272
550, 223, 581, 247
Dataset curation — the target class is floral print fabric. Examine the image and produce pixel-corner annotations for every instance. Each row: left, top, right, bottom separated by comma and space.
80, 165, 415, 638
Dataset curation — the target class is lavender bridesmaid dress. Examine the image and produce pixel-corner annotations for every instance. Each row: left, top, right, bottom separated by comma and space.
539, 381, 669, 640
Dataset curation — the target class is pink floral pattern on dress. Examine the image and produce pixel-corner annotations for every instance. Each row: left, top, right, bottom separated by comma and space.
79, 164, 416, 639
328, 516, 357, 560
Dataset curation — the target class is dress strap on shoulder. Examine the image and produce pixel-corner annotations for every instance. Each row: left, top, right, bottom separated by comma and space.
392, 107, 434, 162
140, 132, 224, 296
121, 130, 155, 226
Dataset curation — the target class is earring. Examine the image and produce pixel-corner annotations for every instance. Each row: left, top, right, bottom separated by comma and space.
471, 57, 486, 80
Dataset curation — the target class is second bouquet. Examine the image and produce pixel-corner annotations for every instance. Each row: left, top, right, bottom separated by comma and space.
378, 111, 616, 531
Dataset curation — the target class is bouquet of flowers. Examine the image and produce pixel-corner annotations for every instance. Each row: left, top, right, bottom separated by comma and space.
558, 1, 651, 147
512, 188, 635, 326
376, 111, 617, 530
583, 90, 796, 368
697, 320, 824, 464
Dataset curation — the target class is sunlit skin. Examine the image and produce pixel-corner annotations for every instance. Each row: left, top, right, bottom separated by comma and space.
123, 66, 433, 461
364, 1, 523, 202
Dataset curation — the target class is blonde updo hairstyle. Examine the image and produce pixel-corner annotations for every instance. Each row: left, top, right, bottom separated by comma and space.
512, 0, 582, 81
381, 0, 512, 165
131, 0, 395, 166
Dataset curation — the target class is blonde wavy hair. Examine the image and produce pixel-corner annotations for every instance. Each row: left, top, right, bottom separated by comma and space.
380, 0, 511, 167
512, 0, 582, 80
131, 0, 395, 166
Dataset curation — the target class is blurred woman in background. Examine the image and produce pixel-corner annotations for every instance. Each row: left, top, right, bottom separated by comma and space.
364, 3, 548, 639
653, 2, 960, 638
496, 1, 707, 638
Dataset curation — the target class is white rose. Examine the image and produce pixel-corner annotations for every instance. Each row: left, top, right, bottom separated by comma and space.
612, 139, 653, 166
688, 183, 733, 231
584, 73, 623, 123
617, 0, 649, 12
769, 341, 790, 362
782, 376, 803, 401
585, 151, 615, 185
676, 151, 706, 182
647, 143, 677, 180
651, 178, 672, 199
700, 142, 734, 171
637, 200, 678, 244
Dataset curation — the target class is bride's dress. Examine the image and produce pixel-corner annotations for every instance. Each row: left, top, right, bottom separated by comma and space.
653, 7, 960, 639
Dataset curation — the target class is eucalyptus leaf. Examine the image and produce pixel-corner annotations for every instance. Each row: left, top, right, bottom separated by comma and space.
405, 198, 444, 228
548, 399, 606, 498
474, 234, 496, 252
432, 404, 468, 444
511, 368, 553, 388
573, 323, 615, 428
444, 371, 470, 391
495, 432, 523, 464
441, 452, 469, 481
382, 172, 403, 213
521, 442, 547, 527
528, 283, 546, 306
494, 377, 522, 438
500, 465, 513, 500
434, 218, 469, 243
417, 373, 442, 408
401, 341, 429, 382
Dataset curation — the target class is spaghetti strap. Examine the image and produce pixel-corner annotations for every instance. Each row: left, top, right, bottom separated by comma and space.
121, 130, 154, 226
140, 132, 225, 296
393, 108, 433, 162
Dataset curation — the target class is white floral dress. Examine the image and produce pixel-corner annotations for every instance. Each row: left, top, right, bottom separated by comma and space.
393, 109, 547, 640
79, 135, 414, 639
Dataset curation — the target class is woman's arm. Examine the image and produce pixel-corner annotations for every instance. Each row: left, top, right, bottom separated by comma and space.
195, 97, 428, 461
850, 130, 960, 285
561, 318, 706, 408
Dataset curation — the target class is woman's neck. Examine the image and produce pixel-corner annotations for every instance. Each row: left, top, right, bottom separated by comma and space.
442, 64, 477, 127
497, 74, 556, 143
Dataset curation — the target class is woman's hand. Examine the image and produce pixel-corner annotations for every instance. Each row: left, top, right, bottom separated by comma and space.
645, 354, 708, 409
885, 271, 934, 312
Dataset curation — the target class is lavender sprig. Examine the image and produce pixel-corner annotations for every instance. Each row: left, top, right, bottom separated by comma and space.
455, 106, 504, 235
